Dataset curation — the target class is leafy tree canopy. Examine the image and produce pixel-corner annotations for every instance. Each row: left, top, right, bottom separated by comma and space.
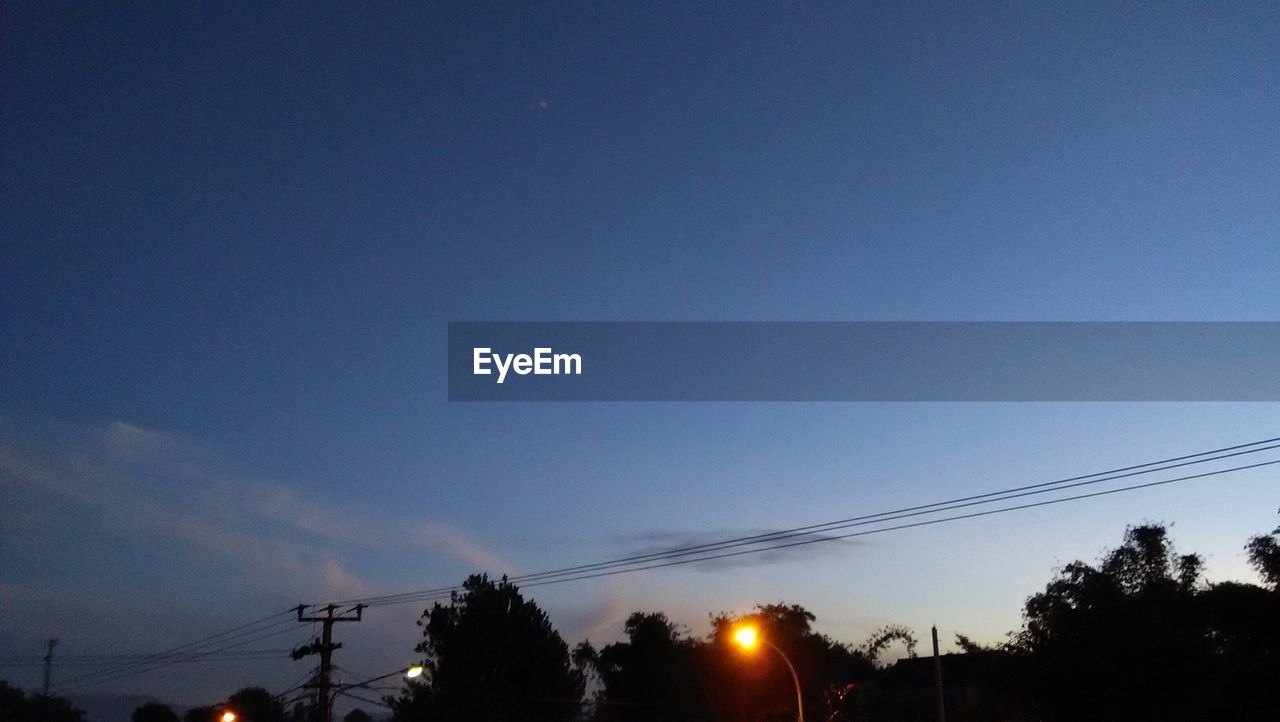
133, 701, 180, 722
342, 709, 373, 722
1246, 508, 1280, 588
0, 681, 86, 722
1016, 523, 1280, 721
389, 574, 585, 722
226, 687, 286, 722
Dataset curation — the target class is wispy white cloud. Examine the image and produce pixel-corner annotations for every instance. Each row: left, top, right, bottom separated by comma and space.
555, 577, 630, 643
417, 523, 518, 577
0, 416, 515, 602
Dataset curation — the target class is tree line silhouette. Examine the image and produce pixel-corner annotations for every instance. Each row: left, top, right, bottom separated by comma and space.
5, 515, 1277, 721
386, 516, 1279, 721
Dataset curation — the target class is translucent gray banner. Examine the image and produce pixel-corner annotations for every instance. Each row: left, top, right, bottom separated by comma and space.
447, 322, 1280, 401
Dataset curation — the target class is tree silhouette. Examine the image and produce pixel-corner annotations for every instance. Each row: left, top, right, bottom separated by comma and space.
709, 603, 879, 722
133, 701, 180, 722
226, 687, 286, 722
0, 681, 86, 722
1246, 508, 1280, 588
861, 625, 918, 664
388, 574, 585, 722
952, 633, 989, 654
1016, 522, 1280, 720
579, 604, 890, 721
289, 698, 319, 722
376, 521, 1278, 721
579, 612, 708, 722
342, 709, 373, 722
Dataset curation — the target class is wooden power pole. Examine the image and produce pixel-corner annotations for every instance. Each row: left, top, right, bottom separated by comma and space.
932, 625, 945, 722
296, 604, 363, 722
42, 638, 57, 696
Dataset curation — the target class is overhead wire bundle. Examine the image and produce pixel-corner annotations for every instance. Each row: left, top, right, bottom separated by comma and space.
315, 436, 1280, 611
47, 436, 1280, 693
54, 612, 306, 693
0, 648, 292, 669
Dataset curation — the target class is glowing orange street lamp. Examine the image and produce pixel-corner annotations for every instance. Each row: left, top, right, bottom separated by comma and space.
219, 711, 237, 722
732, 624, 804, 722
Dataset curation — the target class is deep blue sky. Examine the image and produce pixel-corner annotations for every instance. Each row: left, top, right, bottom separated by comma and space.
2, 1, 1279, 708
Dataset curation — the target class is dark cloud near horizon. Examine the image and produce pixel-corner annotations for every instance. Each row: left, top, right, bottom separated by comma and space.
610, 529, 865, 572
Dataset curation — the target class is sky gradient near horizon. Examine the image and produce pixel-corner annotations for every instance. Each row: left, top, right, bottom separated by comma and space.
3, 1, 1279, 710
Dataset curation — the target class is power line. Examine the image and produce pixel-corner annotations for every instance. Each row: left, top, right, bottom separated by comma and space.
295, 603, 364, 722
0, 653, 289, 671
54, 615, 298, 691
335, 689, 393, 710
319, 437, 1280, 610
342, 457, 1280, 607
49, 609, 296, 693
276, 666, 320, 701
75, 622, 307, 692
492, 458, 1280, 593
40, 437, 1279, 695
57, 623, 302, 693
63, 449, 1272, 692
333, 436, 1280, 608
58, 619, 307, 693
0, 649, 292, 667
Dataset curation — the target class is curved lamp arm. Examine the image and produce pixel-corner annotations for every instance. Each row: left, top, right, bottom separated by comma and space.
761, 640, 804, 722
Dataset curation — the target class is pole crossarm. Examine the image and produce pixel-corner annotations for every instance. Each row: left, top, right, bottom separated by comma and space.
292, 603, 364, 722
296, 604, 365, 623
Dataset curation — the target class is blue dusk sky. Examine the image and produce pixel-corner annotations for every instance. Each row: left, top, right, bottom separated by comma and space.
2, 1, 1279, 708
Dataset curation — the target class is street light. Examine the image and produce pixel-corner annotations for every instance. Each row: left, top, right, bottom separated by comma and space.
343, 664, 426, 687
732, 624, 804, 722
334, 664, 427, 695
219, 712, 237, 722
328, 664, 426, 716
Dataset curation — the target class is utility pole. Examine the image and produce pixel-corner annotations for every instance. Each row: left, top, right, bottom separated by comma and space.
296, 604, 363, 722
42, 638, 57, 696
932, 625, 945, 722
